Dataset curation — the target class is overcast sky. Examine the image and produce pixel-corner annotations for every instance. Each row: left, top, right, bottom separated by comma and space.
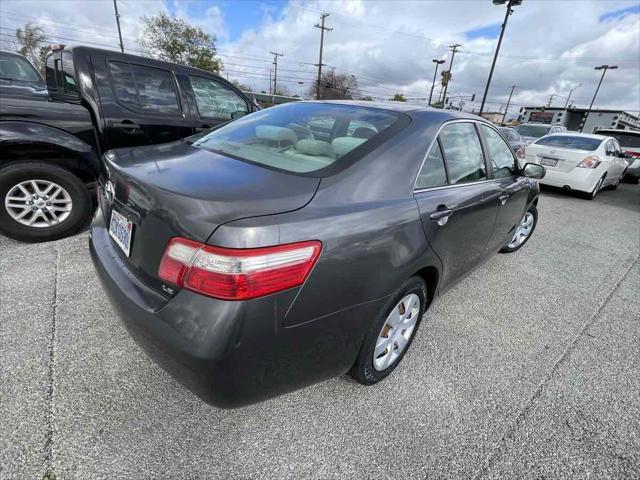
1, 0, 638, 117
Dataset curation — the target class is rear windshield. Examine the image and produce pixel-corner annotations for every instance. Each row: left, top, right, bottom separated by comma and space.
596, 131, 640, 148
515, 124, 551, 138
193, 102, 404, 174
535, 135, 602, 151
0, 52, 43, 85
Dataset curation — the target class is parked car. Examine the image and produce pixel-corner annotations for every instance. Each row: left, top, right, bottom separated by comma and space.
514, 123, 567, 145
0, 46, 258, 242
498, 126, 526, 151
90, 101, 545, 408
523, 133, 628, 199
0, 50, 48, 98
593, 128, 640, 184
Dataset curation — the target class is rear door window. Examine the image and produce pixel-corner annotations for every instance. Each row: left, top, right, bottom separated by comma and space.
439, 123, 487, 184
189, 75, 248, 120
479, 124, 516, 178
415, 141, 448, 189
109, 61, 180, 115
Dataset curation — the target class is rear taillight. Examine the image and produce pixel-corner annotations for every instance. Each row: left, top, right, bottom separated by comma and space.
158, 238, 322, 300
516, 148, 525, 159
577, 155, 602, 169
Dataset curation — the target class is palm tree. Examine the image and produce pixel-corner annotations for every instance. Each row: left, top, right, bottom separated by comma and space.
15, 23, 46, 69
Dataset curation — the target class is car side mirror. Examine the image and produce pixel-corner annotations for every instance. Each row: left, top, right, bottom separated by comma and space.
523, 162, 545, 179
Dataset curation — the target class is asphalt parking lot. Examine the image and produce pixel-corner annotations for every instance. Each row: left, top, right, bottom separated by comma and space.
1, 183, 639, 480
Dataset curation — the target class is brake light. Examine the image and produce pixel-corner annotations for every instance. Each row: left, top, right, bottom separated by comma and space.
577, 155, 602, 169
516, 147, 525, 159
158, 238, 322, 300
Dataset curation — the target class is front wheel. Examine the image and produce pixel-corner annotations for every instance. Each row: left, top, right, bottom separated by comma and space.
500, 204, 538, 253
350, 277, 427, 385
0, 162, 92, 242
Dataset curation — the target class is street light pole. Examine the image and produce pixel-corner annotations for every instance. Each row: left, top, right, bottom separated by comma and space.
429, 59, 445, 106
479, 0, 522, 115
580, 65, 617, 132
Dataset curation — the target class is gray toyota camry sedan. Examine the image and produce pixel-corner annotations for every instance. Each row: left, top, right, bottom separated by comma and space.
90, 101, 545, 408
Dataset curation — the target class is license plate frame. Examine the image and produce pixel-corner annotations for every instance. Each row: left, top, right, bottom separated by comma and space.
108, 209, 133, 257
540, 157, 558, 167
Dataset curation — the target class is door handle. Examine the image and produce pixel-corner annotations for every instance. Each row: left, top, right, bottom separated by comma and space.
429, 208, 453, 226
110, 120, 141, 133
499, 194, 510, 205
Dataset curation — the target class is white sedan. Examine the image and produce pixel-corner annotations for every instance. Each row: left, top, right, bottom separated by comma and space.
521, 133, 629, 199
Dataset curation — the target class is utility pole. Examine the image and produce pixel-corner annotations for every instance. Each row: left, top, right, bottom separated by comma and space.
440, 44, 461, 108
479, 0, 522, 115
270, 51, 283, 95
113, 0, 124, 53
502, 85, 515, 124
269, 68, 272, 94
580, 65, 617, 132
546, 93, 555, 107
429, 59, 445, 106
314, 13, 332, 100
564, 83, 581, 110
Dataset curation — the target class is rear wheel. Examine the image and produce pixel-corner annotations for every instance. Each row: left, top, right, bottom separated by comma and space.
350, 277, 427, 385
584, 175, 605, 200
0, 162, 92, 242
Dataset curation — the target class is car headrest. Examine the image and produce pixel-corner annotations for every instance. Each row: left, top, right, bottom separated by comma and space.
296, 139, 335, 158
255, 125, 298, 144
331, 137, 367, 157
352, 127, 377, 139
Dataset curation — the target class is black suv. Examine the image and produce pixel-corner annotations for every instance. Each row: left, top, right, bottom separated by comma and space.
0, 46, 257, 242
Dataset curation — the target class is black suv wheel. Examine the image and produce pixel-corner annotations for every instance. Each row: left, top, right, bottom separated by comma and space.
0, 162, 92, 242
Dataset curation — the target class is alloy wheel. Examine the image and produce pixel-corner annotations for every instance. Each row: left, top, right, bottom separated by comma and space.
4, 179, 73, 228
507, 211, 534, 249
373, 293, 420, 371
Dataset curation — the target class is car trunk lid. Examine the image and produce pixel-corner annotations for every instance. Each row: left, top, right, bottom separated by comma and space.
99, 141, 320, 296
524, 144, 593, 172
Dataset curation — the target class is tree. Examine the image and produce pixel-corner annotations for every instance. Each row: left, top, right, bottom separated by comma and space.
37, 46, 51, 75
139, 12, 222, 73
309, 70, 360, 100
15, 23, 45, 69
274, 84, 291, 96
231, 79, 252, 92
392, 93, 406, 102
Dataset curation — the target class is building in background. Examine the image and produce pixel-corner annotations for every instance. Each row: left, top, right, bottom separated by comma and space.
518, 107, 640, 132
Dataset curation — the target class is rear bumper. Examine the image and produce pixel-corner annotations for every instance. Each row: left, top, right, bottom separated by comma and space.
89, 209, 380, 408
538, 166, 604, 193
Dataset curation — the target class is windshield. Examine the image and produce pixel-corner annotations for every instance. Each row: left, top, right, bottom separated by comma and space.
0, 52, 44, 85
193, 102, 404, 174
535, 135, 602, 151
515, 124, 551, 138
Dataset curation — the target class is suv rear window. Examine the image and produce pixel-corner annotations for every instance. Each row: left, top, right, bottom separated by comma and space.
596, 131, 640, 148
535, 135, 602, 151
515, 124, 551, 138
193, 102, 405, 174
109, 61, 179, 114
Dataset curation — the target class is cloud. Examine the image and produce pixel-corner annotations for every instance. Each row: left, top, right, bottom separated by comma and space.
0, 0, 638, 116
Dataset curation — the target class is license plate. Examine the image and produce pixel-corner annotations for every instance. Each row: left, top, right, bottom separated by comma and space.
540, 157, 558, 167
109, 209, 133, 257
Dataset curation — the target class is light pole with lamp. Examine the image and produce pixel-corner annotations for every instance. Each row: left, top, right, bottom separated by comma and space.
478, 0, 522, 115
580, 65, 617, 132
429, 59, 445, 106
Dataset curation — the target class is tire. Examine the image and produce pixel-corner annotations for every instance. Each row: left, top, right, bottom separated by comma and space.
350, 276, 427, 385
500, 204, 538, 253
583, 175, 605, 200
610, 169, 625, 190
0, 162, 92, 242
